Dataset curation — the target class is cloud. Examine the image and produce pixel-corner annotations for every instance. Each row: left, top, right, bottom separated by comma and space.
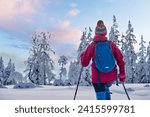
9, 43, 30, 50
0, 0, 46, 30
48, 26, 82, 44
60, 20, 70, 27
67, 8, 80, 16
68, 2, 80, 17
70, 3, 78, 7
35, 19, 82, 43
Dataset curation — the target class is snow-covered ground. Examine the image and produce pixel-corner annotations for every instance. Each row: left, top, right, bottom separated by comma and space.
0, 84, 150, 100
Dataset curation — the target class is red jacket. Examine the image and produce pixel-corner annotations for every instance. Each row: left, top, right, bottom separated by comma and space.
80, 33, 126, 83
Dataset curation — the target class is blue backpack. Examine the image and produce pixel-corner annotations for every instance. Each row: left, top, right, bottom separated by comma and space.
94, 41, 116, 73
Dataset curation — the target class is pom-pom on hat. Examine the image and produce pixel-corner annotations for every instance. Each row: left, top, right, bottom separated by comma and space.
95, 20, 107, 35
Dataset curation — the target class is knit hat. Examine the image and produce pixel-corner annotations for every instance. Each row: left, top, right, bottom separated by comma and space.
95, 20, 107, 35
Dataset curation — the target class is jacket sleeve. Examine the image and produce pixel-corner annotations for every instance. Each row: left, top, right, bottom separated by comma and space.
110, 42, 126, 77
80, 43, 94, 67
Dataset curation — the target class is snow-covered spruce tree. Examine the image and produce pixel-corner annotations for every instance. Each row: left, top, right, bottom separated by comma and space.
109, 15, 120, 47
58, 55, 68, 81
136, 35, 147, 83
79, 68, 92, 86
123, 21, 137, 83
78, 27, 92, 86
120, 33, 128, 56
4, 59, 16, 85
68, 27, 92, 86
146, 41, 150, 83
77, 28, 87, 63
77, 27, 93, 63
8, 71, 23, 84
0, 57, 5, 85
25, 32, 55, 85
120, 33, 131, 82
53, 55, 68, 86
66, 61, 80, 86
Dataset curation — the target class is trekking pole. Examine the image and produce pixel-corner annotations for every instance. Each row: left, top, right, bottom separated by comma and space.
116, 70, 119, 86
73, 67, 83, 100
122, 82, 130, 100
116, 77, 119, 86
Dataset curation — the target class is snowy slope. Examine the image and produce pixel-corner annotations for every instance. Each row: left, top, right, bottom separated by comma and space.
0, 84, 150, 100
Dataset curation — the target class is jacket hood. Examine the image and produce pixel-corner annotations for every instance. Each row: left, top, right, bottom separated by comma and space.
93, 33, 107, 42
